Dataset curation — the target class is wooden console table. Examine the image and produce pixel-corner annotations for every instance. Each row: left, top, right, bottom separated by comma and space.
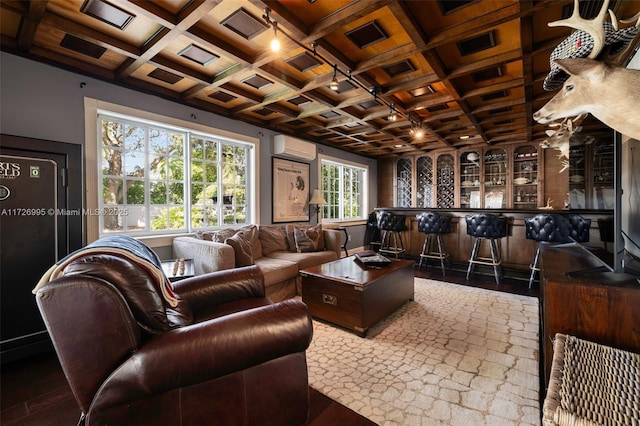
540, 243, 640, 388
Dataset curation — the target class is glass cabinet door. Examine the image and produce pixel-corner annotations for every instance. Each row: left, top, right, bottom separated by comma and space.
460, 151, 480, 208
436, 153, 455, 208
396, 158, 412, 207
483, 148, 507, 208
592, 139, 614, 209
417, 156, 434, 208
513, 145, 539, 209
568, 144, 586, 208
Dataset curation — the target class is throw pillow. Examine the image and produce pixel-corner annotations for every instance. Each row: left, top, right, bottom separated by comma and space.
195, 231, 215, 241
259, 225, 288, 254
225, 231, 254, 267
286, 224, 325, 252
210, 228, 237, 243
237, 224, 261, 259
293, 225, 324, 253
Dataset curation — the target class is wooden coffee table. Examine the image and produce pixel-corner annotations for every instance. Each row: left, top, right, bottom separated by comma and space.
300, 256, 414, 337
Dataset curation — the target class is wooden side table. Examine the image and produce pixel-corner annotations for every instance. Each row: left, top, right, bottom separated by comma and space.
338, 227, 349, 257
161, 258, 195, 282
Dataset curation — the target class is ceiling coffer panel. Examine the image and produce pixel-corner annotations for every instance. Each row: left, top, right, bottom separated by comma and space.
2, 0, 637, 159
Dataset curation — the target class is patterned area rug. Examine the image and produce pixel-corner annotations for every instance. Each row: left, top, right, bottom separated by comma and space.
306, 278, 540, 426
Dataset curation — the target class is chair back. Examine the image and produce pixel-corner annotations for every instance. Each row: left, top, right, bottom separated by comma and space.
417, 212, 451, 234
465, 213, 507, 238
36, 275, 142, 414
377, 211, 407, 232
568, 214, 592, 242
35, 248, 193, 414
524, 214, 572, 243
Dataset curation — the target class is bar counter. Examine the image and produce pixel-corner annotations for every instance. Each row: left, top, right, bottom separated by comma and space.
373, 207, 613, 273
539, 243, 640, 387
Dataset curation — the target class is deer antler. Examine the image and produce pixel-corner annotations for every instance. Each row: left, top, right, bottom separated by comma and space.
619, 11, 640, 27
548, 0, 611, 59
606, 12, 640, 65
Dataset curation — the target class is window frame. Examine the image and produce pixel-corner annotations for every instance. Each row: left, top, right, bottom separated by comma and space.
318, 154, 368, 223
85, 98, 259, 245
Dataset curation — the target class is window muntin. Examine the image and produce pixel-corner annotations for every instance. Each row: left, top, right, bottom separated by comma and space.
99, 114, 252, 236
320, 158, 367, 221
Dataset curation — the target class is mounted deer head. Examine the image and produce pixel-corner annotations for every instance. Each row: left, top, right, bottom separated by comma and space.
536, 0, 640, 138
534, 58, 640, 140
541, 115, 583, 158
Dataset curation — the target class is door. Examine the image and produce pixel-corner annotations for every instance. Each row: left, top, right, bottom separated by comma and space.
0, 135, 82, 363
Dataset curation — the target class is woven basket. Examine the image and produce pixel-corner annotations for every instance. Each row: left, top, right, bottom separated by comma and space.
543, 334, 640, 426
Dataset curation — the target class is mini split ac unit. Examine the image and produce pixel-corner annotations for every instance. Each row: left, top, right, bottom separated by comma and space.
274, 135, 317, 161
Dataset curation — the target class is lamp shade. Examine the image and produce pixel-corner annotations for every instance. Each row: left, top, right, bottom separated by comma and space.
309, 189, 327, 205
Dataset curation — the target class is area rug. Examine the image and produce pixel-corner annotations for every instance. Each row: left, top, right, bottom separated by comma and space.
306, 278, 540, 426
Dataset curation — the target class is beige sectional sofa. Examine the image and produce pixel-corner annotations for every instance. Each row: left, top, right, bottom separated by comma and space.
173, 224, 341, 301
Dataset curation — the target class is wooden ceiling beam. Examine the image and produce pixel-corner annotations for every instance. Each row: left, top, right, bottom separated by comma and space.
17, 0, 47, 51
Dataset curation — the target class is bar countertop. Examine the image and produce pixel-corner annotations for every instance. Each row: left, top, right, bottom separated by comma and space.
374, 207, 613, 216
541, 243, 640, 288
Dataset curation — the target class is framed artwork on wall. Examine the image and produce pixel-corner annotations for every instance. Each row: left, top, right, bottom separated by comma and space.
272, 157, 310, 223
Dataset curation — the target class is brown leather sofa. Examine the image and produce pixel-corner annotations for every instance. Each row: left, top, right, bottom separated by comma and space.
34, 241, 313, 426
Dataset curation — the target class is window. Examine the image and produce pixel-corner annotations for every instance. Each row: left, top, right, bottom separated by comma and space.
320, 156, 367, 221
98, 113, 253, 236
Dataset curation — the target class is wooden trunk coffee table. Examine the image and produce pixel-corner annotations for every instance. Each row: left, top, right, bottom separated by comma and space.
300, 256, 414, 337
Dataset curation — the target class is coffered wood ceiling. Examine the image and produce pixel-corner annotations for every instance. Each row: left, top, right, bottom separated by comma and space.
2, 0, 639, 158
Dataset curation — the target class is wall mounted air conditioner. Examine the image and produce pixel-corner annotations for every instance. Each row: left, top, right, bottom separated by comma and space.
274, 135, 317, 161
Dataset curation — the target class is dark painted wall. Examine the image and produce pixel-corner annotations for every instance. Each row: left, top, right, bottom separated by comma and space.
1, 52, 376, 249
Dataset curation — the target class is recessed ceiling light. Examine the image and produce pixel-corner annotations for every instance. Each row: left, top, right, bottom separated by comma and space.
394, 144, 403, 148
80, 0, 134, 30
459, 135, 470, 140
178, 44, 218, 66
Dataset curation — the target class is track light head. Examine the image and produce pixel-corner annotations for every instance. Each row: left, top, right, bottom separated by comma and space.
388, 104, 397, 121
329, 65, 339, 91
270, 23, 280, 52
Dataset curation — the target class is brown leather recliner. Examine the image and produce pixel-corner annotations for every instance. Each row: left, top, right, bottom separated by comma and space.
34, 239, 313, 426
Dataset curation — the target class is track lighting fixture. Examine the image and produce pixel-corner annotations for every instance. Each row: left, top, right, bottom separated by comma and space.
409, 121, 424, 139
270, 21, 280, 52
261, 10, 424, 139
388, 104, 397, 121
329, 65, 339, 91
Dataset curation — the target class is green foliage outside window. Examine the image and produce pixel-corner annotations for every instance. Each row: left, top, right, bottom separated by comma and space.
99, 116, 250, 235
321, 160, 365, 221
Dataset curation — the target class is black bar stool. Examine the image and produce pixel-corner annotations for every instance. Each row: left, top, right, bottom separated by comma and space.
597, 217, 614, 252
365, 211, 382, 251
524, 213, 572, 289
416, 211, 451, 275
377, 211, 407, 258
465, 213, 507, 285
568, 214, 592, 243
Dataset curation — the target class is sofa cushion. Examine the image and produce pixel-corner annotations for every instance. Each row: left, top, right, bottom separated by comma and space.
265, 250, 337, 271
258, 225, 288, 255
225, 232, 254, 267
293, 226, 324, 253
285, 224, 325, 252
253, 257, 298, 287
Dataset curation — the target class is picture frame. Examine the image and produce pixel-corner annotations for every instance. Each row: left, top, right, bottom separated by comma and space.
272, 157, 310, 223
